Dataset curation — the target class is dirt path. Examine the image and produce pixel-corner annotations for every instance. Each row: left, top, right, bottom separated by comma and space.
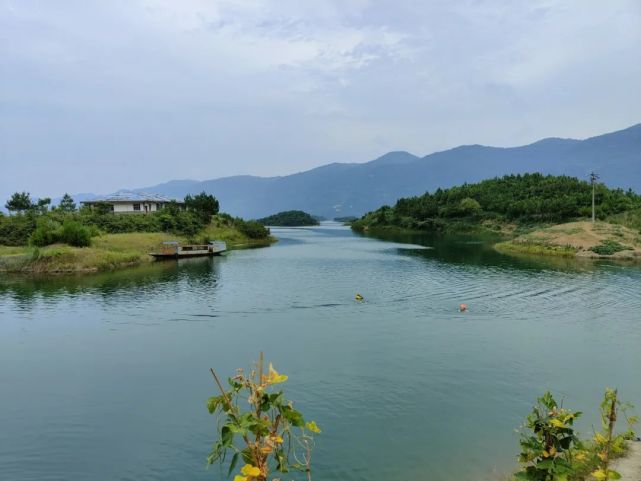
614, 440, 641, 480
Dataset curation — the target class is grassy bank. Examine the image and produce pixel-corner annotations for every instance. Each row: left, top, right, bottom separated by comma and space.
0, 226, 276, 274
496, 221, 641, 261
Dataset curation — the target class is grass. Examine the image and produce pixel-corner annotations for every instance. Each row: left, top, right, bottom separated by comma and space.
607, 208, 641, 231
0, 227, 277, 274
199, 222, 276, 248
494, 239, 579, 257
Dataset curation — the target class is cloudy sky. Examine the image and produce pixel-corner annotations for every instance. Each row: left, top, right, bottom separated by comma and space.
1, 0, 640, 201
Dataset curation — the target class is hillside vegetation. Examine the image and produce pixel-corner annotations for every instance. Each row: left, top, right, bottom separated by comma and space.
351, 173, 641, 234
257, 210, 320, 226
0, 192, 275, 273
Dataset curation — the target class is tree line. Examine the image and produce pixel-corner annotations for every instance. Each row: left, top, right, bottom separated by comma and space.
353, 173, 641, 231
0, 191, 269, 247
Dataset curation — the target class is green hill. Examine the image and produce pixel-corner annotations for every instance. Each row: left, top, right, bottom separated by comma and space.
351, 173, 641, 234
257, 210, 320, 226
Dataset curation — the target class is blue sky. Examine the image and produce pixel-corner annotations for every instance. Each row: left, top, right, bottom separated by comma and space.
1, 0, 640, 202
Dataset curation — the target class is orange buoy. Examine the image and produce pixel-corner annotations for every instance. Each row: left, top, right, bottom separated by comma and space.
459, 303, 468, 312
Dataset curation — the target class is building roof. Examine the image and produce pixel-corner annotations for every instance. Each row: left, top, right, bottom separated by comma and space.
81, 192, 183, 204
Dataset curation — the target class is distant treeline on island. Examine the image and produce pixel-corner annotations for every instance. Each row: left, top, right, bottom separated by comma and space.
352, 173, 641, 233
257, 210, 320, 227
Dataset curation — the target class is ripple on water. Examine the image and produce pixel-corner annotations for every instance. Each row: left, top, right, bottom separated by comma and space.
1, 224, 640, 481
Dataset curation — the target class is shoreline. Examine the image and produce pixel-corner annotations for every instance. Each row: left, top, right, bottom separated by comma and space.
352, 219, 641, 264
0, 232, 277, 275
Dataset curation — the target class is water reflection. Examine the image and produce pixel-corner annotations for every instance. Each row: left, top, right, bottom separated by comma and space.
356, 229, 611, 272
1, 225, 640, 481
0, 256, 223, 305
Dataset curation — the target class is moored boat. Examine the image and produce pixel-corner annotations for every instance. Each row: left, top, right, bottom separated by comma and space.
149, 241, 227, 259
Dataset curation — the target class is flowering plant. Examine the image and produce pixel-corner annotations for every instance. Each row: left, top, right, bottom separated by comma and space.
207, 353, 320, 481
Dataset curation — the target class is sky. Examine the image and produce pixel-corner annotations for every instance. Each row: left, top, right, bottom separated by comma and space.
1, 0, 641, 202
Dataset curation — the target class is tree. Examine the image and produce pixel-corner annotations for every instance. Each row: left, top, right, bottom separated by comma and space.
5, 192, 33, 213
184, 192, 219, 224
36, 197, 51, 213
58, 193, 76, 212
459, 197, 482, 216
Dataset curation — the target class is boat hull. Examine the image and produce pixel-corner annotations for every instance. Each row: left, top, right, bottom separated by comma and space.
149, 251, 225, 259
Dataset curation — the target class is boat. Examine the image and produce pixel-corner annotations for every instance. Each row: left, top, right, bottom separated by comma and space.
149, 241, 227, 259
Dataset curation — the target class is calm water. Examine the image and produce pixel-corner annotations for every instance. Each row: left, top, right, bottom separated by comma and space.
1, 223, 640, 481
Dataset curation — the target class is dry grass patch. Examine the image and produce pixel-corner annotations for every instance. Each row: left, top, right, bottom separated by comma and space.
495, 221, 641, 260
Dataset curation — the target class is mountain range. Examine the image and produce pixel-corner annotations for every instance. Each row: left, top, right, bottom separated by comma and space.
70, 123, 641, 219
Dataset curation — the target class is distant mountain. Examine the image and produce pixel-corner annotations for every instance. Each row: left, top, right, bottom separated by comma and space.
69, 123, 641, 218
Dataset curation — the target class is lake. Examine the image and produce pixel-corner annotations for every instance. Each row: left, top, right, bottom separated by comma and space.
1, 222, 640, 481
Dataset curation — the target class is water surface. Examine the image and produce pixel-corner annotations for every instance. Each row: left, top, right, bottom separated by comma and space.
1, 223, 640, 481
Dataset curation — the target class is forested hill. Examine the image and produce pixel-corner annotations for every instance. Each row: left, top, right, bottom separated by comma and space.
257, 210, 320, 226
60, 123, 641, 219
351, 174, 641, 232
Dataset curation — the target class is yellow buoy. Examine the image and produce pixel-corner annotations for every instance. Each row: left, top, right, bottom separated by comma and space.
355, 293, 364, 301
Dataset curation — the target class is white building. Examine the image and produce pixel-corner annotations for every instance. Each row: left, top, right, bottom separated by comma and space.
81, 192, 184, 214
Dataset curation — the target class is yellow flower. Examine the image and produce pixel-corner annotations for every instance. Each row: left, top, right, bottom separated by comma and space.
550, 418, 566, 428
261, 446, 273, 454
594, 433, 607, 444
270, 435, 284, 444
267, 363, 288, 384
591, 469, 607, 481
306, 421, 321, 433
575, 451, 587, 461
234, 476, 248, 481
241, 464, 261, 477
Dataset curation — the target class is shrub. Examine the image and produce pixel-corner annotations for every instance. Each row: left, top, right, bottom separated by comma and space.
29, 219, 62, 246
0, 213, 37, 246
60, 220, 92, 247
235, 218, 270, 239
459, 197, 482, 215
589, 240, 630, 256
515, 391, 581, 481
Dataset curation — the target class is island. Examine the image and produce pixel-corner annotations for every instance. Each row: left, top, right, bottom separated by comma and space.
351, 173, 641, 261
0, 192, 276, 273
257, 210, 320, 226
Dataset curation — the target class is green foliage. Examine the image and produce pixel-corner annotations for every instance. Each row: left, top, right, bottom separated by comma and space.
236, 219, 271, 239
184, 192, 219, 224
514, 390, 637, 481
58, 193, 77, 212
29, 218, 62, 247
89, 202, 114, 215
353, 174, 641, 232
5, 191, 33, 213
35, 197, 51, 213
589, 240, 630, 256
587, 388, 638, 481
60, 220, 92, 247
459, 197, 482, 215
0, 212, 37, 245
215, 213, 271, 239
257, 210, 320, 226
207, 355, 320, 481
516, 391, 581, 481
28, 218, 92, 247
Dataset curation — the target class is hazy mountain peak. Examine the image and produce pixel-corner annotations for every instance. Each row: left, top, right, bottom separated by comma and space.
54, 123, 640, 219
369, 151, 420, 165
